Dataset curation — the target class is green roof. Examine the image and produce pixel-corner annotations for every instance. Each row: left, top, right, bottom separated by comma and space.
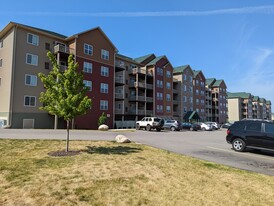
213, 79, 224, 87
146, 55, 165, 66
227, 92, 251, 99
134, 54, 154, 64
192, 70, 200, 78
266, 100, 271, 105
116, 53, 140, 64
173, 65, 190, 74
253, 96, 259, 101
205, 78, 216, 86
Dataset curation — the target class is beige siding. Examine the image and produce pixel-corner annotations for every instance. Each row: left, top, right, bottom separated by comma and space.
0, 28, 14, 121
228, 98, 241, 122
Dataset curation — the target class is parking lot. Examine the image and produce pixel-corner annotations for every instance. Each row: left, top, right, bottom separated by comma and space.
1, 128, 274, 176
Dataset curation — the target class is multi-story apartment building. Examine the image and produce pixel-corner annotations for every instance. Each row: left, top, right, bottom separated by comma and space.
173, 65, 194, 121
0, 22, 117, 129
206, 78, 227, 123
114, 53, 174, 128
193, 70, 206, 121
227, 92, 272, 122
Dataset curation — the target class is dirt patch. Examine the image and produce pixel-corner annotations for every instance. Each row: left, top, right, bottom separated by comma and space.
48, 150, 81, 157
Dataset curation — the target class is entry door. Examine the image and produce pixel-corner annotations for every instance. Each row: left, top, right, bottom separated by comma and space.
245, 121, 263, 147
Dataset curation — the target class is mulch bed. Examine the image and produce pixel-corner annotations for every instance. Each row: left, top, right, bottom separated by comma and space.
48, 150, 81, 157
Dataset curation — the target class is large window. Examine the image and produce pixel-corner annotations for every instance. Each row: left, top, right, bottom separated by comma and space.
83, 80, 92, 91
83, 62, 92, 73
166, 82, 171, 89
84, 43, 93, 55
166, 94, 171, 101
24, 96, 36, 107
26, 53, 38, 66
25, 74, 37, 86
100, 100, 108, 110
101, 49, 109, 60
27, 33, 39, 46
166, 106, 171, 113
166, 70, 171, 78
101, 66, 109, 77
100, 83, 108, 93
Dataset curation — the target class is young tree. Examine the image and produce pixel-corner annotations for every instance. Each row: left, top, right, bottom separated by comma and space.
98, 112, 107, 126
38, 51, 92, 152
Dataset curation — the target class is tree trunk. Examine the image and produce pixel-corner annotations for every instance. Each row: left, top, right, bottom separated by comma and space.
66, 120, 70, 152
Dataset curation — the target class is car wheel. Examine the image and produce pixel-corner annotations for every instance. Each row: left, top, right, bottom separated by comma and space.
146, 125, 151, 131
232, 138, 246, 152
170, 126, 175, 131
202, 127, 206, 131
156, 128, 161, 132
136, 124, 140, 130
189, 127, 193, 131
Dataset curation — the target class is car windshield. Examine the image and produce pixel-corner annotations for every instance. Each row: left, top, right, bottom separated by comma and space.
154, 118, 161, 122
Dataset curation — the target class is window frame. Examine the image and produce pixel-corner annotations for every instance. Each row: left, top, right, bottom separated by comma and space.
25, 74, 37, 86
24, 95, 36, 107
100, 100, 108, 110
100, 83, 109, 93
83, 80, 92, 91
101, 66, 109, 77
101, 49, 109, 60
26, 53, 38, 66
27, 33, 39, 46
84, 43, 93, 55
83, 61, 92, 73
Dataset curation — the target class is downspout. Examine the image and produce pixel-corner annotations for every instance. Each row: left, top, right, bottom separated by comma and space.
9, 25, 17, 127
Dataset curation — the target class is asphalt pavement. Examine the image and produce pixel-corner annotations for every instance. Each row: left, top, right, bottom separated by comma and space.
1, 128, 274, 176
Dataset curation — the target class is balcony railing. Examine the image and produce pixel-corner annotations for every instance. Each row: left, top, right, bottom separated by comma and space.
115, 109, 123, 114
129, 67, 146, 75
115, 77, 125, 84
54, 44, 75, 54
129, 96, 146, 101
146, 97, 153, 102
115, 93, 124, 99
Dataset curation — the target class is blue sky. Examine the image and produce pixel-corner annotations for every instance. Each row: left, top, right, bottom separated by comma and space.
1, 0, 274, 104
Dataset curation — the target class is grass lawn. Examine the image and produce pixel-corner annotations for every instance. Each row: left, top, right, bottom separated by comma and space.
0, 139, 274, 206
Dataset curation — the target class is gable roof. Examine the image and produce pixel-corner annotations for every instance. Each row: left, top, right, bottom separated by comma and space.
0, 22, 67, 40
116, 53, 140, 65
192, 70, 205, 80
134, 54, 155, 64
173, 65, 192, 74
67, 26, 118, 52
205, 78, 216, 86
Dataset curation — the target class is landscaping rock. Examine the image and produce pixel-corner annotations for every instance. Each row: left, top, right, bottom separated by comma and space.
115, 135, 131, 143
98, 124, 109, 131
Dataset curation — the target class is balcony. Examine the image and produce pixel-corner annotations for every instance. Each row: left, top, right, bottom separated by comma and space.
129, 67, 146, 75
146, 97, 153, 102
129, 95, 146, 102
173, 89, 178, 94
115, 109, 123, 114
115, 61, 126, 70
146, 110, 153, 116
115, 93, 124, 99
146, 83, 153, 90
54, 44, 75, 55
115, 77, 125, 85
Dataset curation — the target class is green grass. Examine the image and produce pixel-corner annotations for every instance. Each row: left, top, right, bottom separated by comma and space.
0, 139, 274, 206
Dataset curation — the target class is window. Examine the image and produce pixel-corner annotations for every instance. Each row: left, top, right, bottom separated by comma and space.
0, 59, 2, 67
45, 43, 50, 50
84, 43, 93, 55
24, 96, 36, 107
101, 49, 109, 60
265, 123, 274, 134
183, 96, 187, 102
27, 33, 39, 46
0, 39, 3, 48
26, 53, 38, 66
157, 67, 163, 76
157, 80, 163, 88
100, 83, 108, 93
166, 70, 171, 78
183, 74, 187, 80
189, 76, 193, 83
0, 78, 1, 86
83, 80, 92, 91
166, 82, 171, 89
100, 100, 108, 110
196, 89, 199, 95
45, 62, 50, 70
196, 99, 199, 105
166, 106, 171, 113
166, 94, 171, 101
184, 107, 187, 113
196, 80, 199, 85
25, 74, 37, 86
183, 85, 187, 92
101, 66, 109, 77
246, 122, 261, 132
83, 62, 92, 73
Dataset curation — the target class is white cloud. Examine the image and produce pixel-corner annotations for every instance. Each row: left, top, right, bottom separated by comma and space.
2, 5, 274, 17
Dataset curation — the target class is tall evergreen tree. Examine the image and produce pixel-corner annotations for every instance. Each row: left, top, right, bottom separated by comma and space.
38, 51, 92, 152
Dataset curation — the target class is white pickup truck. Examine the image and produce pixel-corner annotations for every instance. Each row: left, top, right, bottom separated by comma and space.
136, 117, 164, 131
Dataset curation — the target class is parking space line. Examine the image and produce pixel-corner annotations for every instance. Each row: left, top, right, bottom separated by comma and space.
207, 146, 274, 162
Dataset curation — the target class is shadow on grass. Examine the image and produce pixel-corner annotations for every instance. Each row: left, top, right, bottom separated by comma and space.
83, 145, 142, 155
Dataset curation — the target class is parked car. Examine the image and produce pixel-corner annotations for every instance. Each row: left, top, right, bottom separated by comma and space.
163, 120, 181, 131
181, 122, 201, 131
136, 117, 164, 131
206, 122, 220, 130
197, 122, 213, 131
226, 119, 274, 152
221, 123, 232, 129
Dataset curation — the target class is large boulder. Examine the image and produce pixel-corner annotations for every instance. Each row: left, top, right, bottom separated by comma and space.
98, 124, 109, 131
115, 135, 131, 143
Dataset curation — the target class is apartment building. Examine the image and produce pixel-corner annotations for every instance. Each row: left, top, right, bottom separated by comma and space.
173, 65, 194, 121
227, 92, 272, 122
193, 70, 206, 121
206, 78, 227, 123
0, 22, 117, 129
114, 53, 174, 128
